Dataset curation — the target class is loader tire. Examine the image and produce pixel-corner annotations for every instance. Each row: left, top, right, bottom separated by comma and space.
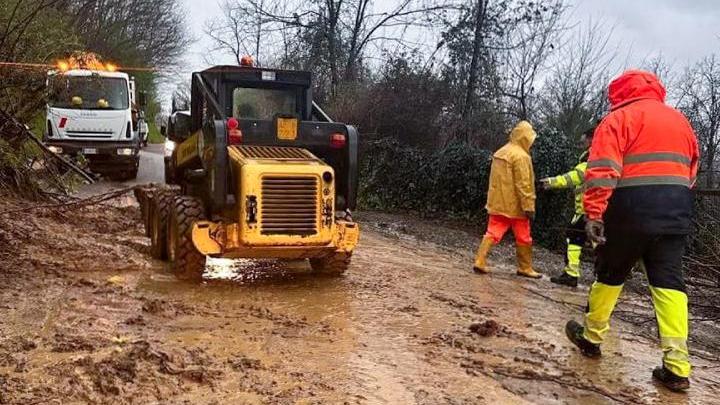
150, 189, 173, 260
167, 196, 207, 280
133, 186, 154, 237
309, 252, 351, 275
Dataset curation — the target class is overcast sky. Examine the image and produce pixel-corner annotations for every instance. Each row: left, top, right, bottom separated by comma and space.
166, 0, 720, 102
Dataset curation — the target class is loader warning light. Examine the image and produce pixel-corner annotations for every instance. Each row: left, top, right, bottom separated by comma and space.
240, 55, 254, 67
57, 61, 70, 72
330, 133, 346, 149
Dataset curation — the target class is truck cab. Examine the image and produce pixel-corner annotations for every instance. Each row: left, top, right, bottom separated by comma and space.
45, 68, 141, 180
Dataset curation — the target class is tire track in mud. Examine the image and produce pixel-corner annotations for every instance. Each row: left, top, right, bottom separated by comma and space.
0, 196, 718, 403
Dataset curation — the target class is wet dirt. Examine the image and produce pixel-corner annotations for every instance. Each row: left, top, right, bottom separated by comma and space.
1, 198, 718, 404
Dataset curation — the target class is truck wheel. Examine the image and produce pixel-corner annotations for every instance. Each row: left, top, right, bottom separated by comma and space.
167, 196, 207, 280
127, 164, 139, 180
309, 252, 351, 275
150, 190, 173, 260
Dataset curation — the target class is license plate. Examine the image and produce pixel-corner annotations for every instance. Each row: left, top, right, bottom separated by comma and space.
277, 117, 298, 140
83, 148, 98, 155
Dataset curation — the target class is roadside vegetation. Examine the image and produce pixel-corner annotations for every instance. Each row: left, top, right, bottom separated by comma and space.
1, 0, 719, 323
200, 0, 720, 314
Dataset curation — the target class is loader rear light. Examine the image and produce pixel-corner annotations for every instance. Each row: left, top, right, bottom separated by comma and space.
330, 133, 346, 149
47, 120, 54, 137
227, 117, 243, 144
58, 117, 67, 128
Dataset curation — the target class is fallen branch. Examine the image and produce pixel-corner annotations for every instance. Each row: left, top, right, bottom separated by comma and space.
0, 108, 95, 184
23, 129, 95, 184
0, 186, 136, 216
518, 285, 584, 310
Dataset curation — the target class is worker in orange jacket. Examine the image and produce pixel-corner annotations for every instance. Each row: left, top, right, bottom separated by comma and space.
473, 121, 542, 279
564, 70, 700, 392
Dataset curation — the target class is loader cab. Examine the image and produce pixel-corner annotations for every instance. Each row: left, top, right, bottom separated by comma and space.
191, 65, 314, 131
186, 65, 358, 213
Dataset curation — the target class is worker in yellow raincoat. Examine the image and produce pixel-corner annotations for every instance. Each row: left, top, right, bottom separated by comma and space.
473, 120, 542, 279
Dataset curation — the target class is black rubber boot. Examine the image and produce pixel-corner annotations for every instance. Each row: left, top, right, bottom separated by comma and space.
565, 320, 601, 358
653, 366, 690, 392
551, 272, 578, 287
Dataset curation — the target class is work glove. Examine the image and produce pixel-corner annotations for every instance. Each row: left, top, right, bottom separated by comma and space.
524, 211, 535, 221
585, 219, 606, 245
539, 178, 552, 190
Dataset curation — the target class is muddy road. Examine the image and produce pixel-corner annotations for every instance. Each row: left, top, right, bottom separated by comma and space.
0, 147, 718, 404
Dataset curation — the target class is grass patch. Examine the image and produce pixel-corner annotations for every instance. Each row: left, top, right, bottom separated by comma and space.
147, 122, 165, 144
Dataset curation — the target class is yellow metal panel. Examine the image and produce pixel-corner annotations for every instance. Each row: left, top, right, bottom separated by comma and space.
176, 131, 200, 167
191, 221, 222, 255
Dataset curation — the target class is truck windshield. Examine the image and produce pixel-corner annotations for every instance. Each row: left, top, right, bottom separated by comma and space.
49, 76, 129, 110
232, 87, 297, 120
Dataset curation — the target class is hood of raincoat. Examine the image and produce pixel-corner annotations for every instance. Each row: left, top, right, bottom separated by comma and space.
507, 120, 537, 153
608, 69, 666, 110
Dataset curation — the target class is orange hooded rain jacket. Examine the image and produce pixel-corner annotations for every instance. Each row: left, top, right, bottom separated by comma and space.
583, 70, 700, 234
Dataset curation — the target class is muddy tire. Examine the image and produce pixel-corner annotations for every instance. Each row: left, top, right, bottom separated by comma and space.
167, 196, 207, 280
309, 252, 351, 275
134, 187, 155, 237
150, 190, 173, 260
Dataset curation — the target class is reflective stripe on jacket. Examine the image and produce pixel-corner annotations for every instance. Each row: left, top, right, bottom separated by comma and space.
583, 70, 700, 234
547, 151, 588, 216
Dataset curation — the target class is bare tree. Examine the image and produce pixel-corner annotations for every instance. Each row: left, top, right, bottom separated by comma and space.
677, 55, 720, 187
206, 0, 449, 97
61, 0, 191, 68
538, 19, 616, 138
502, 0, 566, 120
462, 0, 490, 122
205, 0, 290, 66
642, 54, 677, 92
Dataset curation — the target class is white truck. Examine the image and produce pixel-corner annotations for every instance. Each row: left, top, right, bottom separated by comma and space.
44, 67, 143, 180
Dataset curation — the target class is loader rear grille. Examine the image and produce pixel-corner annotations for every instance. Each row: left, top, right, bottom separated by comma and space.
236, 145, 317, 161
260, 176, 318, 235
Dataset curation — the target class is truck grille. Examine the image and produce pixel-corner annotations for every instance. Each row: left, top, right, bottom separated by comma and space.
260, 176, 318, 236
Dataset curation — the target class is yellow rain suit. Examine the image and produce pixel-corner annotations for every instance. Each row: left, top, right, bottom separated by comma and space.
485, 121, 537, 219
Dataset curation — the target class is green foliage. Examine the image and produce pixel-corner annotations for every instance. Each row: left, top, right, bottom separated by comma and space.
359, 128, 580, 250
147, 122, 165, 144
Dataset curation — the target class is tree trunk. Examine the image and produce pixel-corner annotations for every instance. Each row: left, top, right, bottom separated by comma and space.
461, 0, 487, 128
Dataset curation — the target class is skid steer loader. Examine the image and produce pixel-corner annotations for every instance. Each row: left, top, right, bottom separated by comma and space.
137, 60, 359, 279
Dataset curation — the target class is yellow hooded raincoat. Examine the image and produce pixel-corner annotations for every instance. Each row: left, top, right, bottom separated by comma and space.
485, 121, 537, 219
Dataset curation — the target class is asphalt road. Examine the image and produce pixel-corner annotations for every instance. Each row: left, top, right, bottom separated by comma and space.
76, 143, 165, 197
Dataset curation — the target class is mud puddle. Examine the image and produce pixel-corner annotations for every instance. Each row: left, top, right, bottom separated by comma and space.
1, 197, 719, 403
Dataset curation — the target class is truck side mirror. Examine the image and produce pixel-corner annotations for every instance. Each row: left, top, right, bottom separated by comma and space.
138, 91, 147, 108
160, 125, 166, 136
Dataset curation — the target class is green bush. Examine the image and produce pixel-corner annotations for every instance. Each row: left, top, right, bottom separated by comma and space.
358, 130, 580, 250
